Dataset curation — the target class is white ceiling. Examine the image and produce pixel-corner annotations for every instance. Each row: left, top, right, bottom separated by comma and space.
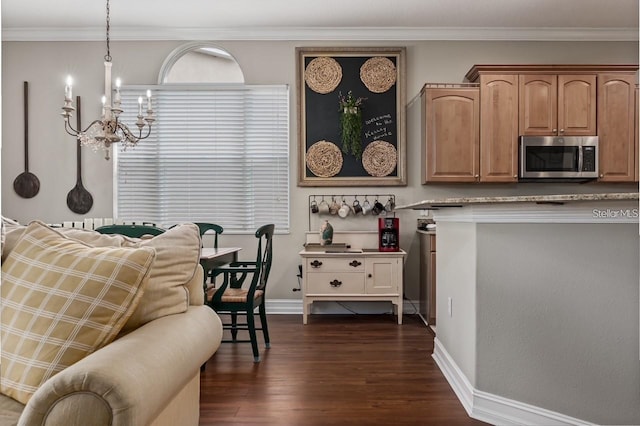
2, 0, 639, 41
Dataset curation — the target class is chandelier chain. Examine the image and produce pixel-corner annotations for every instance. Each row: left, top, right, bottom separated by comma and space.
104, 0, 111, 62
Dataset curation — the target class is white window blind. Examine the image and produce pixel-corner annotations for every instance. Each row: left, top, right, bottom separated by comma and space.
114, 85, 290, 233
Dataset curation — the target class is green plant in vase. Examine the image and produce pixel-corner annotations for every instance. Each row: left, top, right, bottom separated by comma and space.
338, 91, 366, 159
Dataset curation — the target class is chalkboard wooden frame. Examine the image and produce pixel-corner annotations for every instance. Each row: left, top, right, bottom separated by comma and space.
297, 47, 406, 187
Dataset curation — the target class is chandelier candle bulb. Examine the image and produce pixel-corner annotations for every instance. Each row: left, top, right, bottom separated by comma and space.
146, 90, 152, 112
138, 97, 143, 116
65, 76, 72, 101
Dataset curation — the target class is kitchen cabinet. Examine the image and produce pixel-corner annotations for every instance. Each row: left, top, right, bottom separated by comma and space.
299, 249, 405, 325
418, 231, 436, 327
519, 74, 596, 136
479, 74, 519, 182
597, 73, 636, 182
422, 86, 480, 183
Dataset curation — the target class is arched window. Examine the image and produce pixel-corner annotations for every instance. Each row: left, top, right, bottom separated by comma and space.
158, 42, 245, 84
115, 43, 289, 233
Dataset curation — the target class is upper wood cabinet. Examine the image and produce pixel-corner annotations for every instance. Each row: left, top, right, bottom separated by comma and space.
597, 74, 636, 182
422, 86, 480, 183
519, 74, 596, 136
479, 75, 519, 182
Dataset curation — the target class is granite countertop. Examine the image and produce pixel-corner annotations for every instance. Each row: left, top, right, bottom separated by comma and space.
397, 192, 639, 210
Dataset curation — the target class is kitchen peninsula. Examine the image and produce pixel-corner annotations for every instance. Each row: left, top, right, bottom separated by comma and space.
398, 192, 639, 425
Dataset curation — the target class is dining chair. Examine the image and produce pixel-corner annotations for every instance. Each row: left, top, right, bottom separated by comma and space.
194, 222, 224, 248
207, 224, 274, 362
94, 224, 165, 238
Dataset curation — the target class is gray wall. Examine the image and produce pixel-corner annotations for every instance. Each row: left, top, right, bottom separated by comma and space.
435, 221, 478, 384
2, 40, 638, 300
476, 223, 639, 424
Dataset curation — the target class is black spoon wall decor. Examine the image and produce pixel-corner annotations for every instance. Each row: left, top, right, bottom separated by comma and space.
66, 96, 94, 214
13, 81, 40, 198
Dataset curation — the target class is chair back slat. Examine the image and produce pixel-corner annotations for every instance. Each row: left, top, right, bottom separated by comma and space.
195, 223, 224, 248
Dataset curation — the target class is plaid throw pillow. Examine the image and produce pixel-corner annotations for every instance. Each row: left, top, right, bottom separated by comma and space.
0, 221, 156, 404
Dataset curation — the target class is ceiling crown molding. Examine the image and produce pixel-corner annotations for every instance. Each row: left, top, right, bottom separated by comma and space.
3, 26, 638, 42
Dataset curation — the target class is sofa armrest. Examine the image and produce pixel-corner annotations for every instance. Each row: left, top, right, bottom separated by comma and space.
19, 305, 222, 426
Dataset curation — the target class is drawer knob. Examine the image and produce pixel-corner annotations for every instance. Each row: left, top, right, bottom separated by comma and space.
349, 260, 362, 267
330, 279, 342, 287
310, 260, 323, 268
368, 273, 372, 278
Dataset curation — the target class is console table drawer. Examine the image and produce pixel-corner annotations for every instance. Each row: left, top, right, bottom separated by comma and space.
306, 257, 365, 272
306, 272, 365, 294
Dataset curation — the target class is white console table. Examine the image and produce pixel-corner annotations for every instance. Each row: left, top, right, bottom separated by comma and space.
299, 231, 406, 325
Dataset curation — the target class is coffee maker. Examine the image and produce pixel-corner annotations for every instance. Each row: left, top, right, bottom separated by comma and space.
378, 217, 399, 252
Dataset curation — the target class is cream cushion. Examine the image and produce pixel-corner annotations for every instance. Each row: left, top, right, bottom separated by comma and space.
0, 221, 156, 405
120, 223, 202, 332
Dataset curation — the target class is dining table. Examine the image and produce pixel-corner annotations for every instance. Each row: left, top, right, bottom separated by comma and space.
200, 247, 242, 274
199, 247, 242, 290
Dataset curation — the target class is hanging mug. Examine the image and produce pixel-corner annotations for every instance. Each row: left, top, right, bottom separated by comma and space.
318, 198, 330, 214
352, 199, 362, 215
338, 200, 351, 218
329, 198, 340, 215
362, 198, 372, 215
310, 199, 319, 214
385, 197, 395, 212
372, 199, 385, 215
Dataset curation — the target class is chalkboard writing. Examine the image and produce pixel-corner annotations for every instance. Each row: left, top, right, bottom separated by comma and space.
363, 113, 394, 141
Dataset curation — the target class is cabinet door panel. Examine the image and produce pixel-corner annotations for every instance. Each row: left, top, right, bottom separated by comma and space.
519, 75, 557, 135
365, 258, 399, 294
480, 75, 519, 182
558, 75, 596, 136
424, 88, 479, 182
597, 74, 635, 182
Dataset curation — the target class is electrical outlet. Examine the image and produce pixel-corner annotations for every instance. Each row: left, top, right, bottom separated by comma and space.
448, 297, 453, 317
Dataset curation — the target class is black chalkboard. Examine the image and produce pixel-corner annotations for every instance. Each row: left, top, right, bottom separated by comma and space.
297, 47, 406, 187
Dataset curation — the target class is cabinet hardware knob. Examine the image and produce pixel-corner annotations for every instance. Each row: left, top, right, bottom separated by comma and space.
368, 274, 373, 278
330, 279, 342, 287
475, 174, 479, 178
514, 175, 518, 178
552, 128, 557, 133
600, 174, 604, 178
310, 260, 323, 268
559, 128, 565, 133
349, 260, 362, 267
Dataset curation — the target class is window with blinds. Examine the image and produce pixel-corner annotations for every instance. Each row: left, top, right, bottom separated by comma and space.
114, 85, 290, 233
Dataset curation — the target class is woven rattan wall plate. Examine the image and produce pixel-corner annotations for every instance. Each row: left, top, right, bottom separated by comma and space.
360, 57, 397, 93
305, 57, 342, 94
362, 140, 397, 177
306, 140, 343, 177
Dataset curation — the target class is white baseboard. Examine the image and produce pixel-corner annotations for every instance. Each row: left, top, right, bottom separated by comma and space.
432, 338, 596, 426
265, 299, 419, 316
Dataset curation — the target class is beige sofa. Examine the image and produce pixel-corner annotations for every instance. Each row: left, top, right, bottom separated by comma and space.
0, 221, 223, 426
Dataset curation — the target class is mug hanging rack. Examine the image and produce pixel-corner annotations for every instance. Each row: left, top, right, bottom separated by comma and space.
307, 193, 396, 231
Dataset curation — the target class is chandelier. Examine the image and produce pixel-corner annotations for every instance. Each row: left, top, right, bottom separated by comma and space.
61, 0, 154, 160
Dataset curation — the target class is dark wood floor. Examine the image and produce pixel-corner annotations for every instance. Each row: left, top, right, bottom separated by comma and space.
200, 313, 487, 425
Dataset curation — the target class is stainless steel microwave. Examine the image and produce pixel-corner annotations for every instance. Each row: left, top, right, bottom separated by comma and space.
519, 136, 598, 180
